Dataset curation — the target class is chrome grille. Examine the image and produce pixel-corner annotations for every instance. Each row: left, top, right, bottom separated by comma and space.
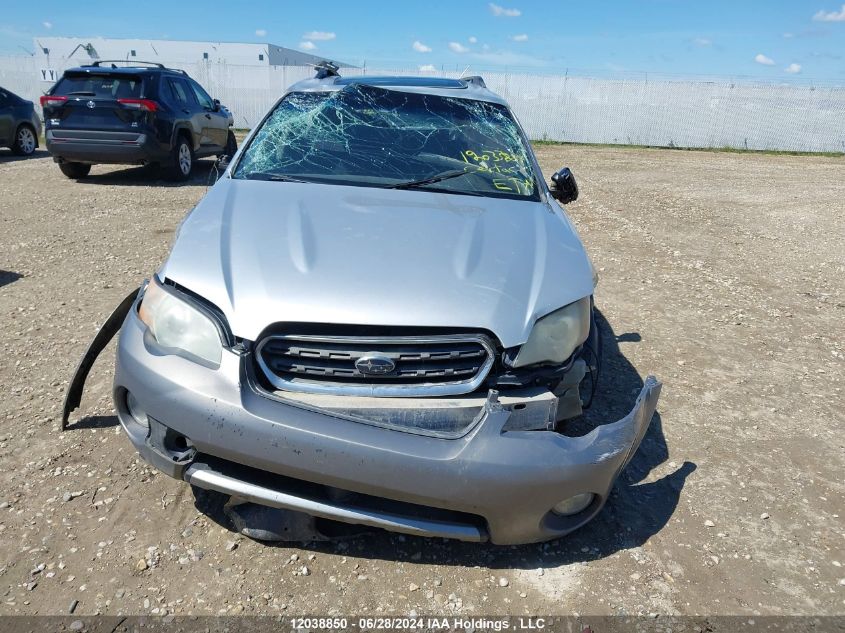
255, 333, 495, 397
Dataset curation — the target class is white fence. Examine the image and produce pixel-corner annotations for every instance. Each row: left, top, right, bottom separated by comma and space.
2, 55, 844, 153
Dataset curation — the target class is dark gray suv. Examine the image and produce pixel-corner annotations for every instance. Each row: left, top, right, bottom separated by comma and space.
41, 61, 235, 180
0, 86, 41, 156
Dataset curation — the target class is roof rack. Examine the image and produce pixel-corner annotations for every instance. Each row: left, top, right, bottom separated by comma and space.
88, 60, 176, 70
314, 60, 341, 79
81, 60, 187, 74
462, 76, 487, 88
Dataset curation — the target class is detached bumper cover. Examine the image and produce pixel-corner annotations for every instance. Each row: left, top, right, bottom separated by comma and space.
109, 305, 661, 544
61, 289, 139, 429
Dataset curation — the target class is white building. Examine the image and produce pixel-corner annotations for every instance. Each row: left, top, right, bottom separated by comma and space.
32, 36, 353, 68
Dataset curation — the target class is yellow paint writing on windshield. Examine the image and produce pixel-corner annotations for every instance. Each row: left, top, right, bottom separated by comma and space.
462, 149, 521, 163
492, 177, 534, 195
462, 149, 533, 195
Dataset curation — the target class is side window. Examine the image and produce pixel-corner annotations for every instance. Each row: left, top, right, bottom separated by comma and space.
189, 80, 214, 110
168, 79, 189, 105
0, 91, 9, 106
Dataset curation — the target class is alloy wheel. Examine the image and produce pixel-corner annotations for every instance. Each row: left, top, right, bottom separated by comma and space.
18, 128, 36, 155
178, 143, 191, 175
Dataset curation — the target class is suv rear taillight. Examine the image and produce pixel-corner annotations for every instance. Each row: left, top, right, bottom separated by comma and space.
117, 98, 159, 112
40, 95, 67, 107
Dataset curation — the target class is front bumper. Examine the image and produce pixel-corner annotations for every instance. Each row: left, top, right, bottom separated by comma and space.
114, 305, 661, 545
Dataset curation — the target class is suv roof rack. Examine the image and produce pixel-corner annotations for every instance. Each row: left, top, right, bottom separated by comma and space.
90, 60, 165, 68
80, 60, 188, 75
84, 60, 187, 74
462, 75, 487, 88
314, 61, 341, 79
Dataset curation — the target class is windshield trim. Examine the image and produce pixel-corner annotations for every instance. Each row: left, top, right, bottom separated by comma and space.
233, 172, 541, 201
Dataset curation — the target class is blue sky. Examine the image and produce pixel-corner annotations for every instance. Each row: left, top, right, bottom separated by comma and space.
1, 0, 844, 80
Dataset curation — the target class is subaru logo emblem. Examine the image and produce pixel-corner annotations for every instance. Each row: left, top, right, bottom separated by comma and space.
355, 354, 396, 376
86, 100, 95, 109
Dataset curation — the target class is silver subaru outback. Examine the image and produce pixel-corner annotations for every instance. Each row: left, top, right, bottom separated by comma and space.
64, 68, 661, 545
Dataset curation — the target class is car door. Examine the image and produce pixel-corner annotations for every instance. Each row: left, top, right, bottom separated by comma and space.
0, 89, 12, 147
187, 79, 228, 150
165, 77, 204, 148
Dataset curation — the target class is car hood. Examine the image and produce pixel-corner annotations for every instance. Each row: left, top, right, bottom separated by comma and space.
160, 179, 594, 348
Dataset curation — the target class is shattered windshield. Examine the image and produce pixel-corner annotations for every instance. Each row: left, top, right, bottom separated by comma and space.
233, 84, 539, 200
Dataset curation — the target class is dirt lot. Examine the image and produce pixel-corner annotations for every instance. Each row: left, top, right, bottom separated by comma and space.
0, 144, 842, 618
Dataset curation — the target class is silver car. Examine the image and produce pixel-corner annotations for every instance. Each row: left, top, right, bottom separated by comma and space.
64, 67, 661, 545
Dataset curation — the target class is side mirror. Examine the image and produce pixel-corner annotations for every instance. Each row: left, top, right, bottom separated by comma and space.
212, 99, 221, 112
550, 167, 579, 204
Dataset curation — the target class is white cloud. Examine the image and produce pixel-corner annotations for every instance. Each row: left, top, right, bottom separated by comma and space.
419, 64, 436, 72
785, 63, 802, 73
449, 42, 470, 53
783, 32, 795, 38
813, 4, 845, 21
754, 53, 775, 65
468, 36, 478, 43
42, 21, 53, 30
510, 34, 528, 42
303, 31, 336, 41
299, 41, 317, 51
489, 3, 521, 17
255, 28, 267, 37
412, 40, 432, 53
693, 37, 711, 46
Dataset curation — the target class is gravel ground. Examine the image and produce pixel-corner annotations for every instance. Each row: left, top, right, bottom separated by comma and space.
0, 145, 842, 618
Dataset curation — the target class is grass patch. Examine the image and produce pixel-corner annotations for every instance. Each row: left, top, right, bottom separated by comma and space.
530, 139, 844, 158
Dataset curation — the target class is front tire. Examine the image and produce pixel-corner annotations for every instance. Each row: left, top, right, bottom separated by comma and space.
168, 135, 194, 181
58, 162, 91, 179
223, 130, 237, 159
12, 125, 37, 156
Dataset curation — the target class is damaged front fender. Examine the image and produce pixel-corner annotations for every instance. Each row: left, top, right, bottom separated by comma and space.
61, 288, 140, 430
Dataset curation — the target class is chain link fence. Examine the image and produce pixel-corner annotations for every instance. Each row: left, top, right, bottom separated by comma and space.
2, 55, 843, 152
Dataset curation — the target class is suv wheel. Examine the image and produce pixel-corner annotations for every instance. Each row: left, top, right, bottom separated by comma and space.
223, 131, 237, 159
59, 162, 92, 179
12, 125, 37, 156
169, 135, 194, 181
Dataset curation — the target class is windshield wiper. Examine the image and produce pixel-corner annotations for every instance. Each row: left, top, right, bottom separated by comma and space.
388, 169, 473, 190
241, 172, 309, 183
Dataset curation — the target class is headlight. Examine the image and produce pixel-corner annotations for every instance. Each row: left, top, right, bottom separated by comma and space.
138, 277, 223, 366
512, 297, 591, 368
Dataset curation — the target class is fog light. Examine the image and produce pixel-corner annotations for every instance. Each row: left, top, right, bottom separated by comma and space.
552, 493, 594, 516
125, 391, 149, 428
